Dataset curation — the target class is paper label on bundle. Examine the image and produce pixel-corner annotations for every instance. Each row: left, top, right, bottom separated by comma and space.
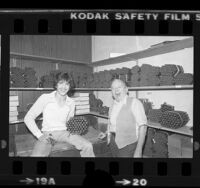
75, 101, 89, 105
74, 92, 89, 97
76, 105, 90, 110
72, 96, 89, 101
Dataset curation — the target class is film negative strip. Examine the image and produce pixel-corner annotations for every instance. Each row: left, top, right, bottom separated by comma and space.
0, 9, 200, 186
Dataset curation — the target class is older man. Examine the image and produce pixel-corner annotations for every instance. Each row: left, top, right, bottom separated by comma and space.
99, 79, 147, 157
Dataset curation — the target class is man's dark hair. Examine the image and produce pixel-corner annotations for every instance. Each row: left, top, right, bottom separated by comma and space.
53, 72, 75, 95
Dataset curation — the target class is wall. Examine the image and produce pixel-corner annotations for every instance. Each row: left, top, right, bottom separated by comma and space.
10, 35, 92, 112
92, 36, 193, 127
11, 35, 92, 62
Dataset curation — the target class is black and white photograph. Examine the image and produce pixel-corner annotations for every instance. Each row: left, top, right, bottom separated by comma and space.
9, 35, 193, 158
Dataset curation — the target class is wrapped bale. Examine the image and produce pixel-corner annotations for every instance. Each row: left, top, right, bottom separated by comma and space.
129, 81, 140, 87
104, 71, 113, 82
66, 116, 89, 135
111, 68, 121, 79
50, 70, 62, 80
160, 111, 190, 129
140, 75, 160, 86
160, 75, 175, 86
10, 67, 24, 76
40, 75, 54, 88
119, 74, 126, 82
130, 74, 140, 81
140, 64, 154, 73
10, 75, 25, 87
10, 67, 25, 87
160, 64, 179, 76
148, 109, 163, 123
120, 67, 131, 81
130, 65, 140, 75
160, 102, 174, 112
23, 67, 38, 88
140, 64, 160, 76
139, 78, 149, 86
174, 73, 193, 85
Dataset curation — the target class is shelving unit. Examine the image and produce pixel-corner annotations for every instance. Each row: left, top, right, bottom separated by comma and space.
10, 52, 90, 67
90, 37, 193, 67
9, 36, 194, 158
9, 85, 193, 91
9, 111, 193, 137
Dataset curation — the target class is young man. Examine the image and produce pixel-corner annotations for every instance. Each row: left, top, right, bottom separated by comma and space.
99, 79, 147, 157
24, 72, 95, 157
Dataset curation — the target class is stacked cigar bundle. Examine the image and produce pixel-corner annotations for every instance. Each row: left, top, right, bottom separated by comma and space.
10, 67, 38, 88
118, 67, 131, 83
70, 71, 79, 88
160, 102, 175, 112
89, 93, 109, 115
40, 70, 61, 88
86, 70, 113, 88
174, 73, 193, 85
148, 102, 175, 123
160, 111, 190, 129
23, 67, 38, 88
40, 75, 54, 88
147, 102, 190, 129
129, 65, 140, 87
77, 72, 88, 88
85, 73, 95, 88
66, 116, 89, 135
159, 64, 182, 86
139, 64, 160, 86
73, 92, 90, 115
75, 68, 131, 89
10, 67, 25, 87
9, 95, 19, 122
143, 128, 168, 158
92, 71, 111, 88
148, 109, 163, 123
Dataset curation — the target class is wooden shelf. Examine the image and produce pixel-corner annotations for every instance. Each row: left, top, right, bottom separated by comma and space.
9, 85, 193, 91
90, 37, 193, 67
89, 111, 109, 119
9, 88, 54, 91
9, 112, 193, 137
9, 117, 43, 125
10, 52, 90, 67
128, 85, 193, 91
147, 121, 193, 137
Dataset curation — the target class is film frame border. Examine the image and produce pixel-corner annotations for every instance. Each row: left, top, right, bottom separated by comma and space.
0, 9, 200, 186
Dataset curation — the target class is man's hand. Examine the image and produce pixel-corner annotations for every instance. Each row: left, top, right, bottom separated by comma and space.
38, 133, 56, 145
98, 132, 106, 139
98, 132, 112, 145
